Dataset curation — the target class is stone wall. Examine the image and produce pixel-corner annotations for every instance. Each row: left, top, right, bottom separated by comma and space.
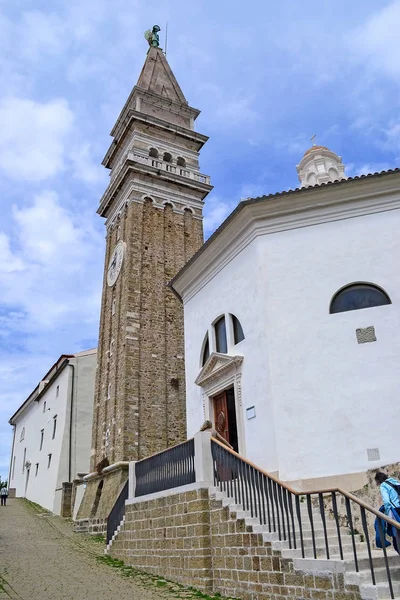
109, 487, 362, 600
76, 468, 128, 524
110, 488, 212, 592
60, 482, 73, 518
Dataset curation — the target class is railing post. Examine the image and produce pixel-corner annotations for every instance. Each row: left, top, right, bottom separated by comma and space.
194, 431, 213, 484
128, 461, 136, 499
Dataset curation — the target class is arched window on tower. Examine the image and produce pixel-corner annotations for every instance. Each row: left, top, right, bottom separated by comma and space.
149, 147, 159, 158
214, 316, 227, 354
230, 314, 245, 345
177, 157, 186, 167
330, 283, 391, 314
201, 333, 210, 366
163, 152, 172, 163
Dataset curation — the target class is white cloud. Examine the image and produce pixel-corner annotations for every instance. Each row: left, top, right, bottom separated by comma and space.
0, 233, 25, 273
351, 2, 400, 79
1, 190, 103, 329
0, 97, 74, 181
203, 195, 237, 237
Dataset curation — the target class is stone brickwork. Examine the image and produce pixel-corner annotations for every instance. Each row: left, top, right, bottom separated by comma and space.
79, 47, 211, 523
110, 488, 212, 592
109, 487, 362, 600
91, 167, 204, 470
75, 517, 108, 536
60, 482, 73, 518
76, 469, 128, 522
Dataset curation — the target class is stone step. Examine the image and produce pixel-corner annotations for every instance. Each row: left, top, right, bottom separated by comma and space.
360, 580, 400, 600
292, 551, 400, 575
346, 566, 400, 585
251, 521, 346, 537
281, 541, 364, 559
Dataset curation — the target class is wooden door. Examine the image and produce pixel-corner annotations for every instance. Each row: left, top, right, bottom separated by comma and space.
213, 391, 229, 444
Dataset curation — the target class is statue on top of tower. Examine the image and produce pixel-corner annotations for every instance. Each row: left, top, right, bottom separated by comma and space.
144, 25, 161, 48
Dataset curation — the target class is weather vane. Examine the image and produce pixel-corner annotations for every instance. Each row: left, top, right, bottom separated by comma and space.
144, 25, 161, 48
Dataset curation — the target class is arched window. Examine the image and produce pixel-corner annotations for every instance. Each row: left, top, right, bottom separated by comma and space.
163, 152, 172, 163
214, 316, 227, 354
177, 157, 186, 167
149, 147, 158, 158
230, 314, 245, 345
330, 283, 391, 314
201, 334, 210, 366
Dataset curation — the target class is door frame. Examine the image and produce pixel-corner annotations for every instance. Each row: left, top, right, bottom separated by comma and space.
195, 352, 246, 456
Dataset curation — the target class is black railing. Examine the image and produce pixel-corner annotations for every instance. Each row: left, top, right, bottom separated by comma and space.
106, 480, 128, 544
135, 438, 195, 498
211, 439, 400, 599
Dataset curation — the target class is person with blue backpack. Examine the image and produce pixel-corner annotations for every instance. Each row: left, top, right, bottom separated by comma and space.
375, 471, 400, 551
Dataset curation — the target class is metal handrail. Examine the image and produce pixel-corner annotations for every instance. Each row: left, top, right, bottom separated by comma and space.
106, 480, 128, 545
212, 438, 400, 530
135, 438, 195, 498
211, 439, 400, 599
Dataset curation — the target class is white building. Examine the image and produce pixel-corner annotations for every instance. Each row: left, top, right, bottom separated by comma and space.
171, 146, 400, 491
8, 349, 96, 514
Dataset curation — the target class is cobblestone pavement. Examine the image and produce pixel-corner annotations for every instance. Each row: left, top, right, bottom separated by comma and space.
0, 499, 216, 600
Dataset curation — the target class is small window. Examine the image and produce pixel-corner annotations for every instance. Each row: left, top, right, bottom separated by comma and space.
35, 463, 39, 476
20, 427, 25, 442
163, 152, 172, 163
149, 147, 158, 158
201, 334, 210, 366
52, 416, 57, 439
231, 314, 245, 345
40, 429, 44, 450
47, 454, 52, 469
330, 283, 391, 314
215, 316, 228, 354
22, 448, 26, 473
43, 401, 46, 413
56, 385, 59, 397
177, 156, 186, 167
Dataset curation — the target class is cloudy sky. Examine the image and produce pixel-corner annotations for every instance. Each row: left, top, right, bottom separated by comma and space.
1, 0, 400, 480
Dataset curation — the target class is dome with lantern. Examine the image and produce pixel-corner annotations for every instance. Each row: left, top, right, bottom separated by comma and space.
296, 144, 346, 188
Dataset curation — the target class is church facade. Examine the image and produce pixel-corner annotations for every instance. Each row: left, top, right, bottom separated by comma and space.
171, 148, 400, 491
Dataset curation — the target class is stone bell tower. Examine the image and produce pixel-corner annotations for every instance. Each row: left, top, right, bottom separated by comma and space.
77, 35, 212, 523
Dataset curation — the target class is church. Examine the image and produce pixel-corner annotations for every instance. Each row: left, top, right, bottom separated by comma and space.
171, 147, 400, 492
9, 26, 400, 600
73, 28, 400, 528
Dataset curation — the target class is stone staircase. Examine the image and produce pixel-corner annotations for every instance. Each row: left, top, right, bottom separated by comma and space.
105, 515, 125, 553
212, 486, 400, 600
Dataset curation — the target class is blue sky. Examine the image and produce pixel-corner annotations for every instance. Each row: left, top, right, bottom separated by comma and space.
1, 0, 400, 480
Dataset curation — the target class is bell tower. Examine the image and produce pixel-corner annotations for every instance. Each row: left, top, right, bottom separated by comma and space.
90, 41, 212, 480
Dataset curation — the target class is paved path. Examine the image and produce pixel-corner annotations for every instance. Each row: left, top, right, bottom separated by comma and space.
0, 499, 212, 600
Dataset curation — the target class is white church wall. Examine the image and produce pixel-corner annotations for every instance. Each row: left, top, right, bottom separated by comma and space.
183, 198, 400, 485
184, 241, 279, 472
68, 351, 96, 480
11, 367, 71, 512
261, 207, 400, 482
9, 351, 96, 514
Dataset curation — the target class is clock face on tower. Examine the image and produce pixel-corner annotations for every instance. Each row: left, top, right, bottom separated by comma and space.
107, 241, 125, 287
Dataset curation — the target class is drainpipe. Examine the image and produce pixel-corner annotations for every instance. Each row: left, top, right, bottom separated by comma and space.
68, 363, 75, 483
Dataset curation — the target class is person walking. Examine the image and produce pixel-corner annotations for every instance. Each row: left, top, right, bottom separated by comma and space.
375, 471, 400, 550
0, 484, 9, 506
